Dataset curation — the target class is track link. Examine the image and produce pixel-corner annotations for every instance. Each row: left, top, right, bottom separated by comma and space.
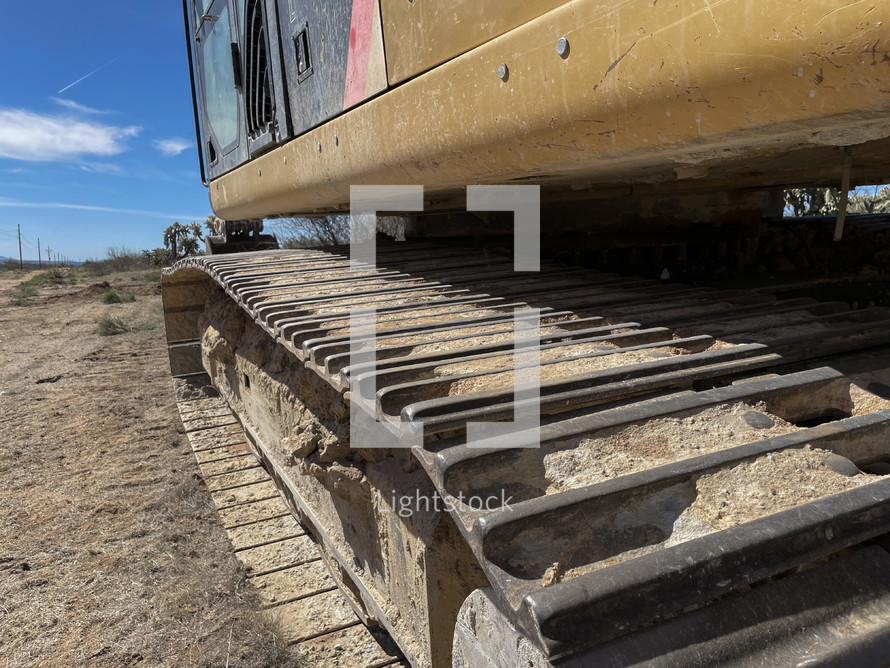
163, 243, 890, 666
173, 377, 407, 667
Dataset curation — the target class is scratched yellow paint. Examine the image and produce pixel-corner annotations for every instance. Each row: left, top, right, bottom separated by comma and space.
211, 0, 890, 220
379, 0, 568, 84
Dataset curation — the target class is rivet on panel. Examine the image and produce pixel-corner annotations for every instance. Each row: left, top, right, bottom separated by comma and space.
334, 136, 339, 146
257, 169, 261, 177
497, 63, 509, 81
557, 37, 570, 58
317, 142, 322, 152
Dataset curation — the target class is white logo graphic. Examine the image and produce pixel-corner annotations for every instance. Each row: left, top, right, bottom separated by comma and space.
348, 185, 541, 450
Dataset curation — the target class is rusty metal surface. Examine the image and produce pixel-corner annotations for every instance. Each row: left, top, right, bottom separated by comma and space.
164, 244, 890, 665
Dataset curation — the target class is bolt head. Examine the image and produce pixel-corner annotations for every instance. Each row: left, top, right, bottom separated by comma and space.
557, 37, 569, 57
497, 63, 508, 81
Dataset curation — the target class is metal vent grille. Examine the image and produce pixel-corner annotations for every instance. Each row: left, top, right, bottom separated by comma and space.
245, 0, 274, 136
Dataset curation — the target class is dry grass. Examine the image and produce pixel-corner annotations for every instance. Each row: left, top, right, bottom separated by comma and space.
7, 269, 69, 306
96, 314, 131, 336
0, 270, 302, 667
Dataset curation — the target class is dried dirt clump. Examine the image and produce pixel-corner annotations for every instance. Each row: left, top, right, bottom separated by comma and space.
544, 401, 799, 493
687, 447, 877, 530
448, 346, 687, 396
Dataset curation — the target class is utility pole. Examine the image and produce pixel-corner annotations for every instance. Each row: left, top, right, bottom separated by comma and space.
17, 224, 23, 270
37, 238, 41, 267
46, 246, 52, 265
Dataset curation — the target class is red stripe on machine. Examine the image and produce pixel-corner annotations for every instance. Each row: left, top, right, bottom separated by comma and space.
343, 0, 375, 109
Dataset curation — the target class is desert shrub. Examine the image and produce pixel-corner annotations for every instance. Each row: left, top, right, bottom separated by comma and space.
142, 247, 175, 267
81, 247, 152, 276
272, 216, 350, 247
9, 284, 37, 306
80, 259, 110, 276
101, 289, 135, 304
19, 272, 50, 288
97, 315, 130, 336
47, 268, 67, 283
7, 272, 55, 305
134, 269, 163, 285
102, 289, 121, 304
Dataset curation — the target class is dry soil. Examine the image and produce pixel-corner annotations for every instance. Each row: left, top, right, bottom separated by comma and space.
0, 269, 300, 667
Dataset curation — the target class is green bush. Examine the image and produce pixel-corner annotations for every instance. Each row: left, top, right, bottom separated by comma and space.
47, 268, 67, 284
19, 272, 50, 288
14, 269, 70, 289
9, 276, 44, 306
101, 289, 135, 304
97, 315, 130, 336
10, 285, 36, 306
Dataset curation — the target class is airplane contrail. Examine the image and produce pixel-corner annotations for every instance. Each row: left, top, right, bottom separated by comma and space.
57, 56, 123, 94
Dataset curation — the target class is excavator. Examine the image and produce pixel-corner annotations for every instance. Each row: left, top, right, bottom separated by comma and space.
163, 1, 890, 665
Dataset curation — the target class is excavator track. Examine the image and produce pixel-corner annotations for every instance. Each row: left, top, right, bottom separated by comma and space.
172, 376, 407, 667
163, 242, 890, 667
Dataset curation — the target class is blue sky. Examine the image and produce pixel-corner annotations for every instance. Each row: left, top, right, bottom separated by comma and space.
0, 2, 211, 262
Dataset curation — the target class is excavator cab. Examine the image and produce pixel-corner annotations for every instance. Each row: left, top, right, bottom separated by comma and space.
186, 0, 385, 182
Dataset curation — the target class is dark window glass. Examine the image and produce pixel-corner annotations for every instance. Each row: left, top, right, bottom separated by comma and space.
201, 5, 239, 151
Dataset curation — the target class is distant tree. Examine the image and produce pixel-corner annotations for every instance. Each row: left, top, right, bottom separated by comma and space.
163, 221, 204, 260
848, 185, 890, 214
204, 214, 223, 236
784, 188, 841, 216
785, 185, 890, 216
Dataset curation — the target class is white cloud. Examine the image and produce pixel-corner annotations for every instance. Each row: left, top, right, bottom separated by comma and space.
153, 138, 192, 157
79, 161, 125, 175
0, 196, 206, 221
0, 109, 140, 162
51, 97, 116, 115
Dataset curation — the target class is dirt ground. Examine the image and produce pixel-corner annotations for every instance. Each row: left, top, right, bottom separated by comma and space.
0, 270, 300, 667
